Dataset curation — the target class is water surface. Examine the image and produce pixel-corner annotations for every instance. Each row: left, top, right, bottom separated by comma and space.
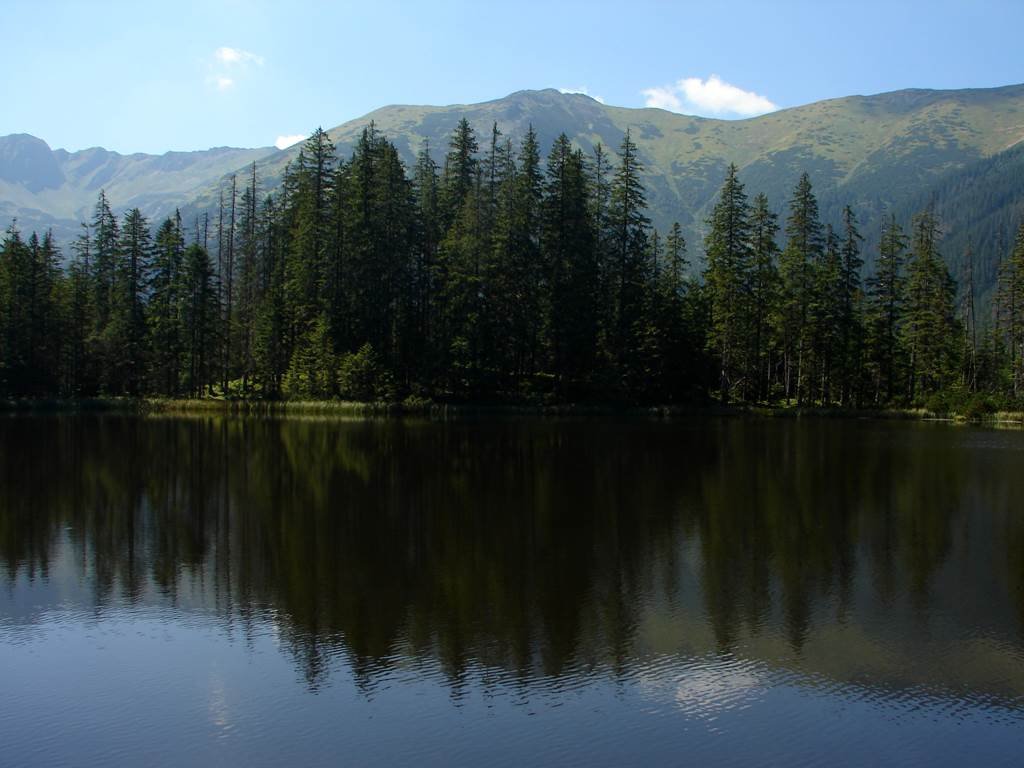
2, 415, 1023, 766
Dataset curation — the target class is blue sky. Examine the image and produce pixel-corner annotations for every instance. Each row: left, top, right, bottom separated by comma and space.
3, 0, 1023, 154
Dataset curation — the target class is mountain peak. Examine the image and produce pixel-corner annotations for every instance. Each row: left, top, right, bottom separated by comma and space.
0, 133, 64, 193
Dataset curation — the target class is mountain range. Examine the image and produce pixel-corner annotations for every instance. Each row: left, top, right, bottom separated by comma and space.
3, 84, 1024, 299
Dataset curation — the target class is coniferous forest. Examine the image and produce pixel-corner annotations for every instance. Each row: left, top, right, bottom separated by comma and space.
2, 120, 1024, 411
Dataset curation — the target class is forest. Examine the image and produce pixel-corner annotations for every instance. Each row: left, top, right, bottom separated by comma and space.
1, 120, 1024, 411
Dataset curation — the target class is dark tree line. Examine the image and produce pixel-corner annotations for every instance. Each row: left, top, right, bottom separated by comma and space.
2, 121, 1023, 410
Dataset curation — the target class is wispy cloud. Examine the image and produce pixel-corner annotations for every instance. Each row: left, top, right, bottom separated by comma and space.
214, 47, 264, 67
206, 47, 264, 92
559, 86, 605, 104
275, 134, 306, 150
642, 75, 777, 117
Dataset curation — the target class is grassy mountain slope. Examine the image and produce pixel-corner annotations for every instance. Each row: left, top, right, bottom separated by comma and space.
4, 84, 1024, 295
184, 85, 1024, 285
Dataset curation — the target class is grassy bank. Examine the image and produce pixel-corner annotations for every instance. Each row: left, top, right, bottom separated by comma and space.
3, 396, 1023, 426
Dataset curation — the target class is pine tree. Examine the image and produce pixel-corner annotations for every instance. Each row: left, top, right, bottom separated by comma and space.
837, 206, 864, 405
90, 190, 119, 335
181, 244, 218, 397
645, 222, 695, 401
254, 195, 288, 397
703, 164, 752, 402
440, 117, 478, 228
235, 164, 260, 392
996, 220, 1024, 396
491, 125, 543, 386
864, 215, 907, 403
903, 208, 960, 400
149, 214, 185, 394
66, 223, 95, 394
221, 173, 238, 392
0, 225, 33, 394
959, 239, 978, 391
809, 224, 842, 403
778, 173, 823, 403
607, 129, 651, 392
436, 168, 487, 394
282, 128, 337, 389
340, 125, 416, 382
412, 141, 441, 376
589, 142, 614, 369
101, 208, 151, 394
542, 134, 599, 392
749, 194, 780, 400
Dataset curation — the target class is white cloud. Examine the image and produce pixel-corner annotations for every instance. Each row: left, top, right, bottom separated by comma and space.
206, 47, 263, 93
558, 86, 605, 104
275, 134, 306, 150
642, 75, 778, 117
641, 85, 683, 112
214, 47, 264, 67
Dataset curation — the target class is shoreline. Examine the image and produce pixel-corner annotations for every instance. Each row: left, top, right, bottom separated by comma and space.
2, 397, 1023, 426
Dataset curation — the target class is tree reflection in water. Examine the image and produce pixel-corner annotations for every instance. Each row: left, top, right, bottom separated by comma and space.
1, 415, 1022, 699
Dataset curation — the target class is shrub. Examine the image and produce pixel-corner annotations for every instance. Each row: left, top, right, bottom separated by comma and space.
338, 343, 394, 401
960, 393, 997, 420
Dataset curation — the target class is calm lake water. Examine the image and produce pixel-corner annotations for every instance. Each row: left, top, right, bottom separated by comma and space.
1, 414, 1023, 766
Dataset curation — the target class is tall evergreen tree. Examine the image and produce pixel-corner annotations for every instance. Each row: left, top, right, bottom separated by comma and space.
282, 128, 337, 385
149, 214, 185, 394
235, 164, 260, 392
440, 117, 478, 228
607, 129, 651, 392
995, 220, 1024, 396
181, 244, 218, 397
106, 208, 152, 394
903, 208, 960, 400
777, 173, 823, 403
836, 206, 865, 405
703, 164, 753, 402
864, 215, 907, 403
65, 223, 95, 394
90, 190, 119, 335
542, 135, 599, 391
749, 194, 780, 401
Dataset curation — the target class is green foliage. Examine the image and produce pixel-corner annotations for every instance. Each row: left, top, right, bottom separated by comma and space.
283, 314, 335, 399
703, 164, 752, 401
903, 209, 960, 401
2, 121, 1018, 411
338, 342, 394, 401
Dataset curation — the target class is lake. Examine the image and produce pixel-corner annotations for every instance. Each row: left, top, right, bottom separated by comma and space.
1, 414, 1023, 766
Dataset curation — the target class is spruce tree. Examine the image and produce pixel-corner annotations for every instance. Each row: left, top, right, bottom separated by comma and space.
903, 208, 959, 400
0, 226, 34, 394
181, 244, 218, 397
542, 135, 598, 391
996, 220, 1024, 396
703, 164, 752, 402
778, 173, 823, 403
749, 194, 780, 400
109, 208, 152, 394
864, 215, 907, 403
66, 224, 95, 394
441, 118, 478, 227
607, 129, 651, 392
837, 206, 864, 404
149, 214, 185, 394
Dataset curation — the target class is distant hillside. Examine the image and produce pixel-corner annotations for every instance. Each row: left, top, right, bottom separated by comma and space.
0, 134, 276, 244
893, 141, 1024, 306
4, 84, 1024, 296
